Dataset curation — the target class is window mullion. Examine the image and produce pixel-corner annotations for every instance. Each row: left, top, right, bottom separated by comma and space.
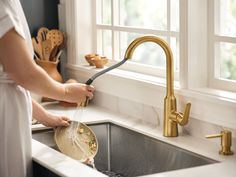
92, 0, 98, 53
112, 0, 119, 61
96, 24, 179, 37
187, 0, 208, 89
179, 0, 187, 89
214, 35, 236, 43
95, 0, 103, 54
96, 0, 102, 24
208, 0, 215, 88
167, 0, 171, 44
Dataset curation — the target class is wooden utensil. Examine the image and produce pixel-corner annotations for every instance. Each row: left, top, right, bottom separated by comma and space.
34, 52, 40, 60
54, 32, 66, 61
58, 32, 67, 50
46, 29, 64, 49
42, 39, 52, 60
49, 45, 59, 61
32, 37, 43, 59
37, 27, 49, 43
55, 50, 63, 62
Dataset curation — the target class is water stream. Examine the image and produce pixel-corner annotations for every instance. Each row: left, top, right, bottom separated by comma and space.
68, 106, 87, 155
89, 158, 97, 170
73, 105, 84, 126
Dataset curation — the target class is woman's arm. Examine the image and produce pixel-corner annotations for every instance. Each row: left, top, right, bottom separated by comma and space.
32, 100, 70, 127
0, 28, 94, 104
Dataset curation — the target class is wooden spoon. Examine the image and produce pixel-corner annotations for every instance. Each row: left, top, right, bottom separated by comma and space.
42, 39, 52, 60
37, 27, 49, 43
32, 37, 43, 59
49, 45, 59, 61
46, 29, 64, 49
58, 32, 67, 50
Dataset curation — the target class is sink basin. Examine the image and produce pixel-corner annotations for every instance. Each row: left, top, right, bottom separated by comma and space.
32, 122, 217, 177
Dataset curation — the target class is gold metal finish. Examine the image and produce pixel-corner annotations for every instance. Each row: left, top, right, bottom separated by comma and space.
124, 36, 191, 137
206, 130, 234, 155
80, 98, 90, 107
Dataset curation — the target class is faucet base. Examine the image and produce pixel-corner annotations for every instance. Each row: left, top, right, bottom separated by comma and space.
163, 97, 179, 137
163, 121, 178, 137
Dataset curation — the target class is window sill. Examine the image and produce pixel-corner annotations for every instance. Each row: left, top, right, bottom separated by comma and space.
66, 63, 236, 129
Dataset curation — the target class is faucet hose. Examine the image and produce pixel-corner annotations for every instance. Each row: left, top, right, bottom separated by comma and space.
85, 58, 128, 85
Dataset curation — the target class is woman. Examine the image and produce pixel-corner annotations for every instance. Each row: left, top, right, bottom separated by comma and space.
0, 0, 95, 176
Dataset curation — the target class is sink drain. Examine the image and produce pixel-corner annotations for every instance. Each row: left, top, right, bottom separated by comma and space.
101, 170, 125, 177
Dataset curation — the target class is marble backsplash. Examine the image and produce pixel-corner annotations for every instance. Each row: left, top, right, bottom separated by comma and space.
91, 91, 236, 147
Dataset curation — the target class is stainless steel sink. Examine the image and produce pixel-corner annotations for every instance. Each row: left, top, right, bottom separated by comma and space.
32, 122, 217, 177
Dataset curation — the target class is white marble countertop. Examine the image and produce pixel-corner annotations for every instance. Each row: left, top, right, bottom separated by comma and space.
32, 102, 236, 177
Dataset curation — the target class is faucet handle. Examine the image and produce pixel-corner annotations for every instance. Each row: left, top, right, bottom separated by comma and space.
174, 103, 191, 126
205, 130, 234, 155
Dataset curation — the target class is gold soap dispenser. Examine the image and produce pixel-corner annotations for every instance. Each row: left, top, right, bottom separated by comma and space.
205, 130, 234, 155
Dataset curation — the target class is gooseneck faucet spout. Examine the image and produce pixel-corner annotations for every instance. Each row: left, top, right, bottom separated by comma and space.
124, 36, 191, 137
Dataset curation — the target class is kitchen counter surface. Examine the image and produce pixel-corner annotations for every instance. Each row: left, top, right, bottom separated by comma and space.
32, 102, 236, 177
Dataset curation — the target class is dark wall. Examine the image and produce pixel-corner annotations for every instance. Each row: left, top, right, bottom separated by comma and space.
20, 0, 59, 37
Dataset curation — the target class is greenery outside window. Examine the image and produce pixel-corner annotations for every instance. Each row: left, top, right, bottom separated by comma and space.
209, 0, 236, 92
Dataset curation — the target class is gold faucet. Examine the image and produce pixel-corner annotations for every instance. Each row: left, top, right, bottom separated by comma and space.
80, 98, 89, 107
124, 36, 191, 137
206, 130, 234, 155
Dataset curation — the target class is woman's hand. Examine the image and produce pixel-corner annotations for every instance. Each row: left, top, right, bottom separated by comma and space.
63, 83, 95, 104
32, 100, 71, 128
40, 111, 71, 127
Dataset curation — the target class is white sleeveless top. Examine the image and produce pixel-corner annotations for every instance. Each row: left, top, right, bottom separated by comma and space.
0, 0, 34, 176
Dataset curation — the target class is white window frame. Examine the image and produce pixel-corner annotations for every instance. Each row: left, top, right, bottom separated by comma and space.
59, 0, 236, 130
93, 0, 183, 80
208, 0, 236, 92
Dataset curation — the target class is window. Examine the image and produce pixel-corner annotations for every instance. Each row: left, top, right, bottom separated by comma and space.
209, 0, 236, 91
95, 0, 180, 78
63, 0, 236, 93
60, 0, 236, 129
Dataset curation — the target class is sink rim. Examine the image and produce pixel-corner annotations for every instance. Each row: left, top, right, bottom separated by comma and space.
88, 122, 218, 163
32, 121, 219, 164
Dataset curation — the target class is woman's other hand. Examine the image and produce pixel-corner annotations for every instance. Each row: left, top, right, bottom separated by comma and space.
40, 111, 71, 127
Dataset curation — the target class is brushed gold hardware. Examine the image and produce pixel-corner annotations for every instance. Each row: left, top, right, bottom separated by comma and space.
124, 36, 191, 137
80, 98, 90, 107
205, 130, 234, 155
